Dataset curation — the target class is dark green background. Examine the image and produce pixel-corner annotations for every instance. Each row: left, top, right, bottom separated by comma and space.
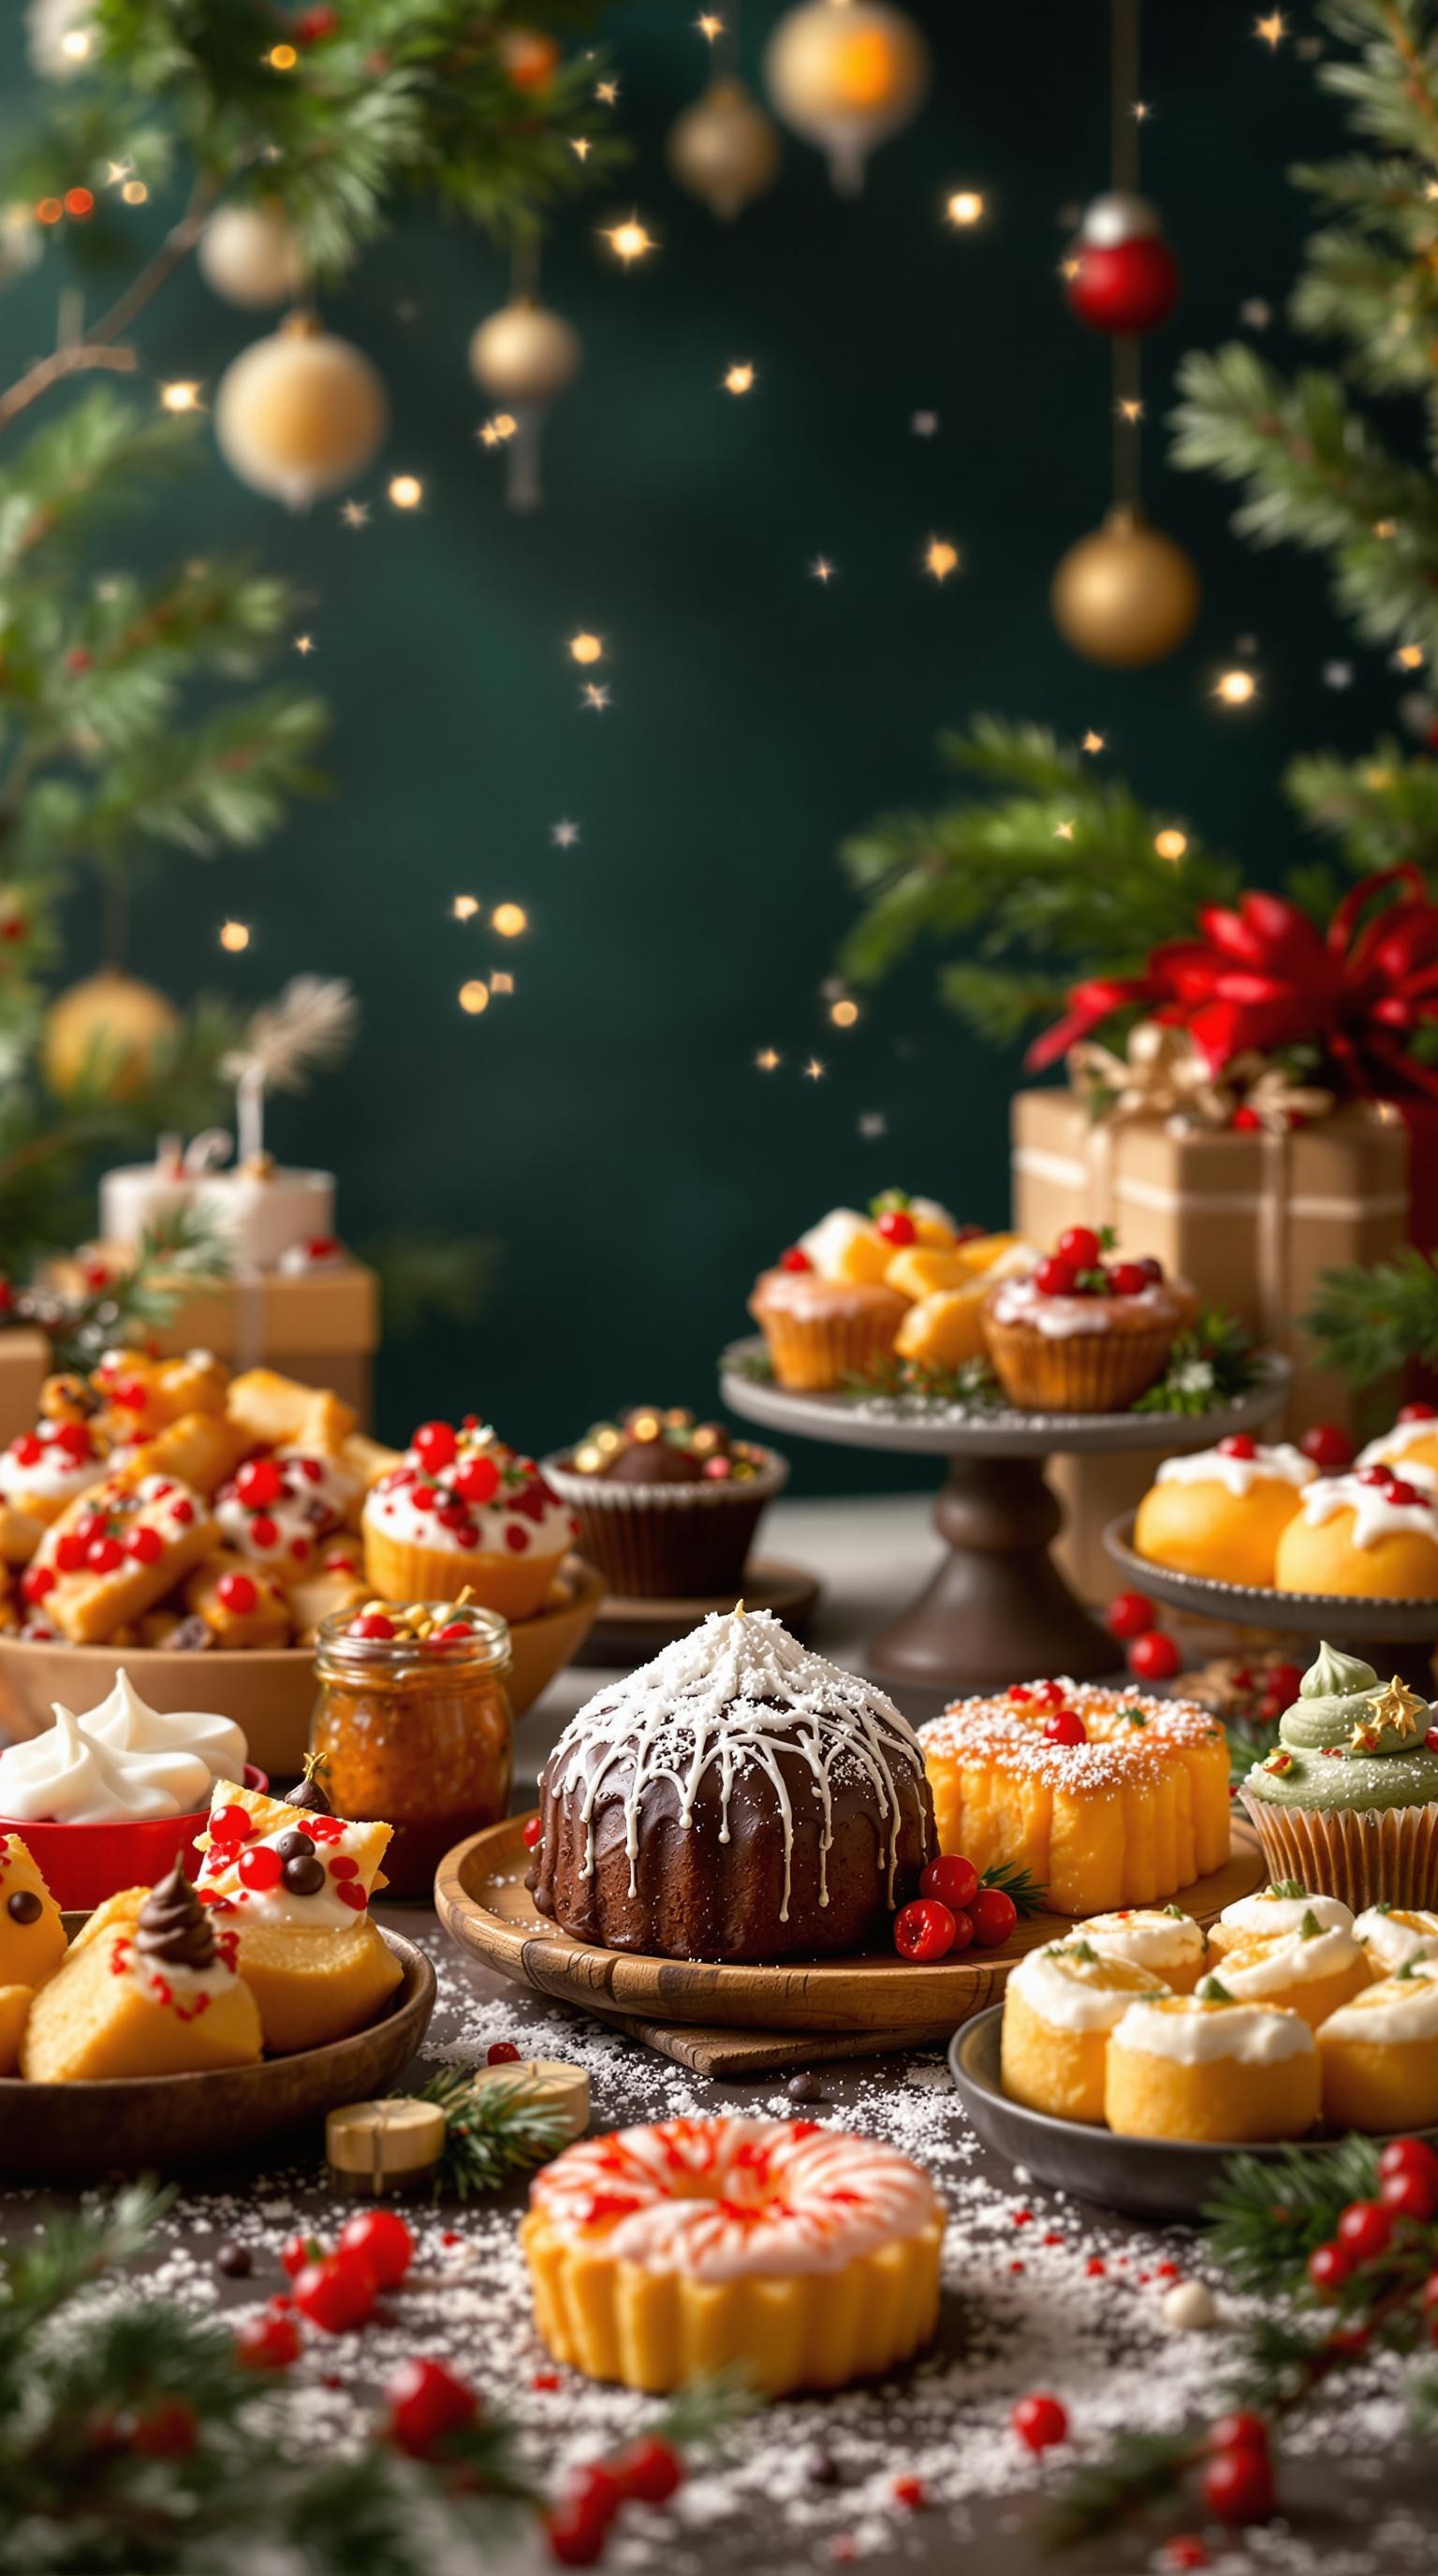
3, 5, 1402, 1485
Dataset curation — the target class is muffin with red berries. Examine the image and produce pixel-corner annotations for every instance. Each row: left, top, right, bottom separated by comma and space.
982, 1227, 1198, 1413
362, 1418, 578, 1621
746, 1201, 961, 1391
544, 1407, 788, 1599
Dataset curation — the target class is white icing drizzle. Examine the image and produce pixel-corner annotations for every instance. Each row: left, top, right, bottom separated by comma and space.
1080, 1910, 1207, 1979
528, 2116, 941, 2282
1007, 1943, 1167, 2031
541, 1608, 926, 1921
1320, 1967, 1438, 2045
1154, 1442, 1315, 1500
1298, 1466, 1438, 1549
1218, 1889, 1355, 1943
985, 1272, 1193, 1339
1357, 1418, 1438, 1468
1220, 1925, 1366, 1998
1354, 1908, 1438, 1974
1111, 1996, 1315, 2066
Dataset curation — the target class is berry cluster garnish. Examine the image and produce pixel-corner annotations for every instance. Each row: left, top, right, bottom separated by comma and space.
343, 1590, 497, 1650
1032, 1225, 1164, 1301
893, 1853, 1042, 1962
374, 1417, 571, 1558
1352, 1455, 1432, 1512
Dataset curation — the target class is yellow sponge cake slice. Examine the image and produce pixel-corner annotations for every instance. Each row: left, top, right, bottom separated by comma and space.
195, 1778, 401, 2055
22, 1865, 261, 2082
0, 1834, 66, 1990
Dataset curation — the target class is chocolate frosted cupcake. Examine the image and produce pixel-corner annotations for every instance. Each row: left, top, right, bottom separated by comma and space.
543, 1408, 787, 1600
1240, 1642, 1438, 1910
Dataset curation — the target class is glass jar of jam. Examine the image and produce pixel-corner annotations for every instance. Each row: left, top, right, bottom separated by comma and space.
310, 1603, 513, 1896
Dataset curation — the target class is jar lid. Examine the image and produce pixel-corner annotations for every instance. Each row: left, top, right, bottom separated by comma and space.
315, 1601, 512, 1678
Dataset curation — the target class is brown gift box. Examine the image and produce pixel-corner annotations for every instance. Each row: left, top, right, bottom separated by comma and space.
1010, 1088, 1411, 1601
41, 1257, 381, 1427
0, 1328, 52, 1448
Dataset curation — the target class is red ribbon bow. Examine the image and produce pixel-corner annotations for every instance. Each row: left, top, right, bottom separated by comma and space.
1025, 865, 1438, 1100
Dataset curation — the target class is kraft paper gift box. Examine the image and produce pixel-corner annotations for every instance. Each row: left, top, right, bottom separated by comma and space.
1011, 1088, 1411, 1601
0, 1329, 51, 1448
42, 1256, 380, 1427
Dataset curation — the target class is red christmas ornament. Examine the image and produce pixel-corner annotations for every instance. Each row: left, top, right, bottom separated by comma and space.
1065, 193, 1180, 334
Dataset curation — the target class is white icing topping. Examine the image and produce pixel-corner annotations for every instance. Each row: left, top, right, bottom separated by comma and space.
1219, 1889, 1355, 1942
123, 1939, 242, 2009
1154, 1442, 1315, 1500
1354, 1908, 1438, 1973
0, 1423, 106, 1503
527, 2116, 941, 2282
81, 1667, 248, 1787
1357, 1418, 1438, 1468
986, 1271, 1192, 1339
1006, 1943, 1166, 2032
195, 1784, 379, 1928
542, 1608, 926, 1921
362, 1427, 571, 1560
1298, 1465, 1438, 1549
1080, 1910, 1207, 1978
0, 1702, 185, 1823
1320, 1966, 1438, 2044
797, 1208, 879, 1280
1111, 1996, 1315, 2065
1220, 1924, 1366, 1998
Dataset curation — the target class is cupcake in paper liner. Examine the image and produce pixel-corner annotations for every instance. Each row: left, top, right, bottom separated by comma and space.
1240, 1641, 1438, 1912
362, 1418, 575, 1622
980, 1248, 1198, 1415
544, 1409, 787, 1600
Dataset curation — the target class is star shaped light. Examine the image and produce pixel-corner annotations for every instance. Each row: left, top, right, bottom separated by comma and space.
550, 819, 581, 847
1081, 731, 1105, 754
755, 1046, 781, 1072
911, 410, 938, 437
809, 555, 836, 583
1255, 10, 1286, 46
339, 500, 370, 528
580, 682, 610, 710
803, 1057, 826, 1081
925, 537, 960, 581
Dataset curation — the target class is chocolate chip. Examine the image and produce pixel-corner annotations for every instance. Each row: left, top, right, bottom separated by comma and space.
7, 1890, 42, 1925
214, 2241, 252, 2278
282, 1853, 326, 1897
786, 2070, 823, 2103
169, 1614, 214, 1653
274, 1829, 315, 1863
808, 2451, 842, 2487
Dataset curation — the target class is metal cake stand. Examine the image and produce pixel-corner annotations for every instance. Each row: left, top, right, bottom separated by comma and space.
719, 1340, 1292, 1702
1106, 1512, 1438, 1690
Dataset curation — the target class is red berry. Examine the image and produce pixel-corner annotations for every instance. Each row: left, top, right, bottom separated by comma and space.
1034, 1679, 1066, 1708
545, 2502, 610, 2567
236, 1457, 283, 1507
1357, 1462, 1394, 1486
281, 2232, 319, 2278
1159, 2541, 1210, 2573
53, 1531, 87, 1573
1264, 1661, 1303, 1705
948, 1908, 976, 1952
1034, 1254, 1078, 1297
523, 1815, 544, 1850
125, 1525, 163, 1564
1207, 2411, 1269, 2456
235, 2309, 301, 2370
12, 1434, 42, 1467
1107, 1262, 1149, 1297
487, 2040, 522, 2065
337, 2208, 414, 2290
969, 1885, 1019, 1948
1378, 2136, 1438, 2208
1128, 1631, 1181, 1681
1399, 1401, 1438, 1423
1012, 2392, 1067, 2452
350, 1612, 397, 1639
1308, 2240, 1353, 2295
129, 2397, 198, 2458
613, 2435, 685, 2505
1105, 1590, 1154, 1640
237, 1842, 284, 1892
1299, 1423, 1354, 1471
779, 1246, 813, 1272
1218, 1433, 1257, 1460
1044, 1707, 1088, 1747
249, 1514, 280, 1549
1387, 1477, 1424, 1507
1336, 2199, 1394, 2263
1056, 1225, 1102, 1268
293, 2253, 376, 2334
21, 1565, 55, 1603
892, 2475, 927, 2510
1381, 2166, 1438, 2222
170, 1497, 194, 1524
893, 1898, 957, 1963
86, 1535, 123, 1573
110, 1376, 148, 1411
563, 2464, 624, 2527
216, 1571, 258, 1616
876, 1208, 917, 1246
919, 1853, 978, 1910
413, 1419, 458, 1471
385, 2355, 478, 2457
1202, 2447, 1275, 2527
454, 1456, 502, 1505
1231, 1104, 1263, 1133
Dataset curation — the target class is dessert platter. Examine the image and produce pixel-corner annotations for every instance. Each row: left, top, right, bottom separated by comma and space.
1108, 1404, 1438, 1687
0, 1359, 602, 1771
722, 1195, 1289, 1696
436, 1606, 1263, 2065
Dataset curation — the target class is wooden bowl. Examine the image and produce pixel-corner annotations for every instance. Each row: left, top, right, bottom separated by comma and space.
0, 1926, 435, 2183
435, 1815, 1265, 2043
0, 1557, 605, 1784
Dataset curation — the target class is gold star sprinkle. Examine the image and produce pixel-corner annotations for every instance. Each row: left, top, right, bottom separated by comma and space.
161, 380, 201, 414
1154, 828, 1188, 861
571, 138, 592, 161
1396, 643, 1425, 669
697, 13, 725, 37
1215, 668, 1257, 705
550, 819, 580, 847
595, 79, 620, 103
1117, 397, 1144, 423
946, 190, 984, 227
1361, 1676, 1426, 1744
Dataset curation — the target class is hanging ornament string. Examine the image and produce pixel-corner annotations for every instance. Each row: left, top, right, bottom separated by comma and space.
1111, 0, 1142, 520
468, 236, 582, 515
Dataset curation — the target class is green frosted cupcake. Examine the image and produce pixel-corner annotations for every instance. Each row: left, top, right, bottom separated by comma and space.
1240, 1642, 1438, 1910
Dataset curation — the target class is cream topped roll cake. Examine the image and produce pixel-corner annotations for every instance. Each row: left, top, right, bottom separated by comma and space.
1213, 1911, 1372, 2031
1318, 1963, 1438, 2131
1105, 1983, 1320, 2142
1001, 1938, 1168, 2124
1078, 1906, 1207, 1992
1355, 1904, 1438, 1976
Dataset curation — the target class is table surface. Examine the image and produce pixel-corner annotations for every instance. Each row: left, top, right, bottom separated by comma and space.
5, 1495, 1434, 2576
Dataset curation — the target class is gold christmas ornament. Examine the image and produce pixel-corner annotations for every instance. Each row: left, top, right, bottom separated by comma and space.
764, 0, 928, 196
667, 77, 783, 220
1051, 505, 1200, 668
468, 299, 582, 512
198, 200, 306, 310
43, 969, 180, 1101
213, 315, 389, 509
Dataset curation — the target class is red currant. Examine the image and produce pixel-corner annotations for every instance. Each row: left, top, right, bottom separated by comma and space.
1034, 1678, 1066, 1708
54, 1531, 88, 1573
337, 2208, 414, 2289
545, 2501, 610, 2567
1398, 1401, 1438, 1423
1159, 2541, 1210, 2573
1299, 1423, 1354, 1471
563, 2464, 625, 2526
281, 2232, 320, 2277
125, 1525, 164, 1564
1308, 2240, 1353, 2295
128, 2398, 198, 2458
1387, 1477, 1424, 1507
919, 1853, 978, 1910
1034, 1254, 1078, 1297
487, 2040, 522, 2065
1218, 1433, 1257, 1460
1202, 2447, 1275, 2526
87, 1536, 123, 1573
1378, 2137, 1438, 2213
237, 1843, 283, 1892
216, 1571, 258, 1615
948, 1908, 976, 1952
1106, 1262, 1149, 1297
454, 1455, 501, 1505
1336, 2199, 1394, 2263
1264, 1661, 1302, 1705
1044, 1707, 1087, 1746
1357, 1461, 1394, 1486
21, 1565, 55, 1603
612, 2436, 685, 2505
876, 1208, 917, 1246
1128, 1631, 1181, 1681
1011, 2392, 1067, 2452
350, 1611, 397, 1639
385, 2355, 478, 2457
523, 1815, 544, 1850
293, 2253, 376, 2334
1056, 1226, 1101, 1268
1231, 1104, 1263, 1133
249, 1515, 279, 1549
969, 1885, 1019, 1948
413, 1420, 458, 1471
893, 1898, 957, 1963
234, 2308, 301, 2370
1381, 2165, 1438, 2222
236, 1457, 284, 1507
892, 2475, 927, 2509
1207, 2411, 1269, 2456
779, 1246, 813, 1272
1105, 1590, 1154, 1640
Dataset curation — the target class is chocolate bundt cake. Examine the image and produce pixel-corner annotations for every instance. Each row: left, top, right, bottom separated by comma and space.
526, 1606, 935, 1962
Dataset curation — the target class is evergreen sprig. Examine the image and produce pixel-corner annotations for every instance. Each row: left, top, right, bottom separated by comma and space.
419, 2064, 573, 2200
1130, 1310, 1262, 1416
978, 1859, 1048, 1920
1202, 2137, 1382, 2293
1304, 1245, 1438, 1383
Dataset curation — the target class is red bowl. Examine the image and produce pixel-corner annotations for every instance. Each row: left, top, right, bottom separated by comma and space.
2, 1763, 270, 1912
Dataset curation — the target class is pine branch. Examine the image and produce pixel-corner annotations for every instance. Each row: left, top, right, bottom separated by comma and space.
1305, 1246, 1438, 1382
1201, 2138, 1381, 2293
418, 2065, 573, 2200
979, 1859, 1049, 1919
1130, 1310, 1262, 1416
1284, 739, 1438, 879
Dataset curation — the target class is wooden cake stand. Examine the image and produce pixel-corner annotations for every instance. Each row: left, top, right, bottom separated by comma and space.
719, 1339, 1292, 1703
1106, 1513, 1438, 1690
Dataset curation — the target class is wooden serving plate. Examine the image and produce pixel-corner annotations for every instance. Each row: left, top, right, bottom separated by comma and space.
0, 1927, 435, 2183
434, 1816, 1265, 2044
